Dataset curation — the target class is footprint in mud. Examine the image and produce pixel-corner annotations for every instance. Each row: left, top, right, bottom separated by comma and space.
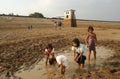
17, 71, 22, 73
38, 68, 42, 70
13, 76, 23, 79
42, 73, 47, 75
29, 66, 35, 70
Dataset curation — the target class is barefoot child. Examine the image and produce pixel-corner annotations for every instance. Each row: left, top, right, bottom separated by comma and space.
44, 44, 55, 66
85, 26, 97, 63
49, 55, 68, 75
72, 38, 86, 69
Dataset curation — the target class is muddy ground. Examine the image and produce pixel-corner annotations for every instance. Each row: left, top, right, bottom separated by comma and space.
0, 17, 120, 79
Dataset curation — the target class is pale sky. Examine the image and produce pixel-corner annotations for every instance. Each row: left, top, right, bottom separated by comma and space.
0, 0, 120, 21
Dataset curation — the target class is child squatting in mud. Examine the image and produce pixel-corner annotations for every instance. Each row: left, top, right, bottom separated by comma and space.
49, 55, 68, 75
72, 38, 86, 69
44, 43, 68, 75
44, 44, 55, 66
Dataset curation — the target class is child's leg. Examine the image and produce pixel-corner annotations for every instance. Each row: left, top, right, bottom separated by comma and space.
81, 64, 84, 69
78, 64, 81, 69
93, 50, 96, 61
88, 49, 91, 63
78, 64, 84, 69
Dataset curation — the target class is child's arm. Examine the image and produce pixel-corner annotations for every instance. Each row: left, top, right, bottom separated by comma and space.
74, 50, 77, 61
44, 49, 48, 55
76, 48, 83, 61
51, 51, 55, 57
94, 33, 97, 43
76, 53, 82, 61
72, 47, 77, 61
85, 33, 89, 46
45, 54, 49, 66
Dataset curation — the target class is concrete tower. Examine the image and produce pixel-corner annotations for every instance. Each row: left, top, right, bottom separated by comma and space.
63, 9, 77, 27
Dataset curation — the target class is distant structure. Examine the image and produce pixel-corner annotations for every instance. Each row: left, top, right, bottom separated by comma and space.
28, 25, 32, 30
63, 9, 77, 27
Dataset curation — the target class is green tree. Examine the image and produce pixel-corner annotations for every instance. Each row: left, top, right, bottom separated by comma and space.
29, 12, 44, 18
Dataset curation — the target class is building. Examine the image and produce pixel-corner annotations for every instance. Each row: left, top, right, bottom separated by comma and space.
63, 9, 77, 27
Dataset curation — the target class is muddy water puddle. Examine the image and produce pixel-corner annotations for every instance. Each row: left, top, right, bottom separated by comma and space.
0, 46, 113, 79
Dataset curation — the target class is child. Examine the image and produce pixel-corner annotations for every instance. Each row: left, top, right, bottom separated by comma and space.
85, 26, 97, 63
49, 55, 68, 75
44, 44, 55, 66
58, 21, 62, 30
72, 38, 86, 69
54, 21, 57, 29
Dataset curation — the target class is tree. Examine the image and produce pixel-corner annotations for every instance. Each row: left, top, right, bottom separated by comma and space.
8, 13, 14, 16
29, 12, 44, 18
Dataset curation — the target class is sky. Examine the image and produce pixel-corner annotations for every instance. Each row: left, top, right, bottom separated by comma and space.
0, 0, 120, 21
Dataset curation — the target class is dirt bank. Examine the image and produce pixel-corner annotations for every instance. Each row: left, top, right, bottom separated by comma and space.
0, 36, 120, 79
0, 27, 120, 79
0, 35, 71, 75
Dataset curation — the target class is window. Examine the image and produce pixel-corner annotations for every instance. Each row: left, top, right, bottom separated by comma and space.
66, 15, 69, 18
66, 11, 69, 14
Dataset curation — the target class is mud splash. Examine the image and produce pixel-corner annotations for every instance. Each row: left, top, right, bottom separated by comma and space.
0, 46, 113, 79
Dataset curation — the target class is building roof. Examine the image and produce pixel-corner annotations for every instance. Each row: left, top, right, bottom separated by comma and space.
64, 9, 76, 12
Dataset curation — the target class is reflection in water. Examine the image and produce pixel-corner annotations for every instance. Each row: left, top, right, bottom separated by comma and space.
87, 60, 99, 74
0, 71, 22, 79
45, 66, 56, 79
93, 60, 96, 68
45, 65, 66, 79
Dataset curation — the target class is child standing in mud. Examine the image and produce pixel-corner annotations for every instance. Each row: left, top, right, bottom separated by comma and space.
85, 26, 97, 63
72, 38, 86, 69
44, 44, 55, 66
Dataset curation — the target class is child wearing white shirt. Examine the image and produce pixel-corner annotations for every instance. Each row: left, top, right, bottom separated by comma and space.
72, 38, 86, 69
49, 55, 68, 75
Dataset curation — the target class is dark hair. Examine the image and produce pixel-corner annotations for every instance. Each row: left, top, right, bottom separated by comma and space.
72, 38, 80, 47
88, 26, 94, 32
49, 58, 56, 65
46, 43, 53, 49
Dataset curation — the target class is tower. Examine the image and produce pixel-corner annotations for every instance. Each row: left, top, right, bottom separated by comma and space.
63, 9, 77, 27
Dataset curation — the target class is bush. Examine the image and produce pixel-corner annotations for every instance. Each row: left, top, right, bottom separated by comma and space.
29, 12, 44, 18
